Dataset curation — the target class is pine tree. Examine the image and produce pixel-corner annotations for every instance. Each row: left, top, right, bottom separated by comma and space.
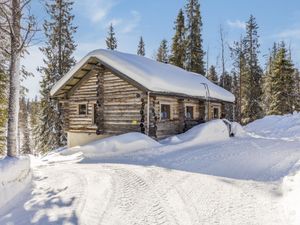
156, 39, 169, 63
38, 0, 77, 153
262, 43, 278, 114
29, 97, 41, 154
19, 97, 30, 154
230, 38, 246, 123
231, 71, 240, 121
185, 0, 205, 74
207, 65, 218, 84
268, 42, 294, 115
137, 36, 145, 56
219, 71, 233, 120
293, 69, 300, 112
241, 15, 263, 124
106, 23, 117, 50
170, 9, 186, 68
219, 71, 232, 92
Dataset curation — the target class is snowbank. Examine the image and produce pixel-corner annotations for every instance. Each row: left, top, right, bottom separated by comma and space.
282, 160, 300, 225
161, 119, 230, 145
245, 112, 300, 141
0, 157, 31, 210
58, 132, 161, 161
231, 122, 247, 137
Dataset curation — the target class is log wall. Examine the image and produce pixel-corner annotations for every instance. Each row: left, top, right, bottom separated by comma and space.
150, 95, 206, 139
66, 68, 145, 134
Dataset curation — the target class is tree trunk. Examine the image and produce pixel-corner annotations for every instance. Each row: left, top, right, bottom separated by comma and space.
7, 0, 21, 157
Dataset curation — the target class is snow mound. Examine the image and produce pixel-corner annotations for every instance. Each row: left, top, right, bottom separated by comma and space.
231, 122, 247, 137
60, 132, 161, 160
245, 112, 300, 141
161, 119, 230, 145
282, 160, 300, 225
0, 157, 31, 210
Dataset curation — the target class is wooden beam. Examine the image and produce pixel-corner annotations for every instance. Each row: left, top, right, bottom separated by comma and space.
67, 68, 96, 98
87, 62, 98, 66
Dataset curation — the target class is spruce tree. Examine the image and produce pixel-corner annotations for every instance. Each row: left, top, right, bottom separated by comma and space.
137, 36, 145, 56
170, 9, 186, 68
230, 38, 246, 123
231, 71, 240, 121
29, 97, 41, 154
219, 71, 232, 92
219, 71, 233, 120
268, 42, 294, 115
293, 69, 300, 112
106, 23, 117, 50
156, 39, 169, 63
207, 65, 218, 84
19, 97, 30, 154
241, 15, 263, 123
263, 43, 278, 114
38, 0, 77, 152
185, 0, 205, 74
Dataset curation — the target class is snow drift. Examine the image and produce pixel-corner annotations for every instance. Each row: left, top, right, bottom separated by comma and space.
161, 119, 230, 145
59, 132, 161, 161
245, 112, 300, 141
0, 157, 31, 210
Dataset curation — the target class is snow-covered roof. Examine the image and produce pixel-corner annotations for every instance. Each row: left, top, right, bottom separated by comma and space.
50, 49, 235, 103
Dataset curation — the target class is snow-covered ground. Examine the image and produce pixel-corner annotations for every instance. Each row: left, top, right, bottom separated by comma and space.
0, 116, 300, 225
245, 112, 300, 141
0, 157, 31, 210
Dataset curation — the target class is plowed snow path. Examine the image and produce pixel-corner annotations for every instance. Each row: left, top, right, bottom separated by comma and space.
0, 160, 288, 225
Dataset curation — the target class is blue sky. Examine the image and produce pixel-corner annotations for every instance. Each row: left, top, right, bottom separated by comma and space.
23, 0, 300, 99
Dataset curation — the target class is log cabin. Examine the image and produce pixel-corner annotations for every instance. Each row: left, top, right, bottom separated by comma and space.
50, 49, 235, 147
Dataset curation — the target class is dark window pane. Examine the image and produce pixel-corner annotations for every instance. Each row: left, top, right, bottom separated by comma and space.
186, 106, 194, 119
79, 104, 87, 115
161, 104, 170, 120
213, 108, 219, 119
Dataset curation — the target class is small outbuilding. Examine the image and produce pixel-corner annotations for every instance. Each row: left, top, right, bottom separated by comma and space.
50, 49, 235, 147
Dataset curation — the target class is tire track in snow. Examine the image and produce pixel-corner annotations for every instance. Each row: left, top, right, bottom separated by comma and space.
98, 165, 176, 225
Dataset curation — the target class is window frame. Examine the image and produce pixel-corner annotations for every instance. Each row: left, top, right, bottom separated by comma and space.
78, 103, 88, 116
160, 103, 172, 121
211, 106, 221, 119
185, 105, 195, 120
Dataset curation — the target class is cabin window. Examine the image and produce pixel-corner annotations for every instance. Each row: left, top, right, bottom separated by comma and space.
186, 106, 194, 119
160, 104, 171, 120
213, 107, 220, 119
78, 104, 87, 115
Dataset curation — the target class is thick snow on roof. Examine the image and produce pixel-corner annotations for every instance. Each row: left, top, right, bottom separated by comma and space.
51, 49, 235, 102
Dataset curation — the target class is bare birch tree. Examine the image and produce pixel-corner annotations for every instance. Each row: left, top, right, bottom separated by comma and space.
0, 0, 36, 157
